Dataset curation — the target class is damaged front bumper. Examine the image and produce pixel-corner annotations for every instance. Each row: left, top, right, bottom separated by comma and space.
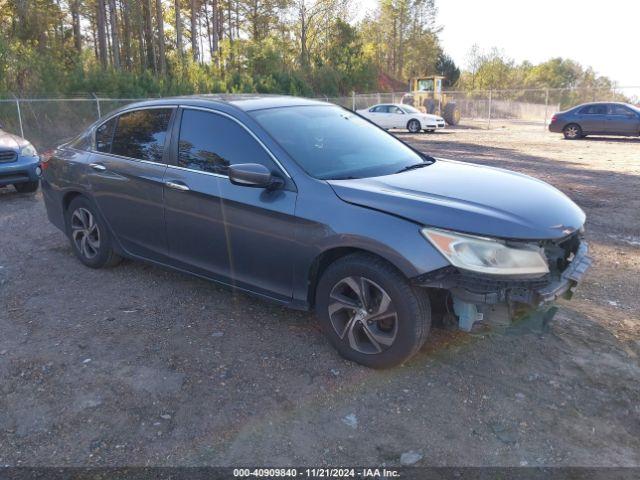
415, 239, 593, 331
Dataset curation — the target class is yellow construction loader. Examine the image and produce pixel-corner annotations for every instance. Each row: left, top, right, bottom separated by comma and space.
402, 75, 461, 126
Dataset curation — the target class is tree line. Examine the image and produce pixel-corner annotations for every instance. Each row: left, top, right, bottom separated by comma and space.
1, 0, 447, 96
0, 0, 624, 101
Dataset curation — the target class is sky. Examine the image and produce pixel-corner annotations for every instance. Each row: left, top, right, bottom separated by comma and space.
357, 0, 640, 87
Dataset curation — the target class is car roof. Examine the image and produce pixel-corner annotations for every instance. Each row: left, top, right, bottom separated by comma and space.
118, 94, 329, 113
575, 101, 632, 108
370, 103, 408, 108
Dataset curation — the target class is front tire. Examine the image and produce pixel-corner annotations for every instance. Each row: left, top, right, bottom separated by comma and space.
66, 196, 122, 269
563, 124, 582, 140
14, 181, 39, 193
316, 253, 431, 368
407, 119, 421, 133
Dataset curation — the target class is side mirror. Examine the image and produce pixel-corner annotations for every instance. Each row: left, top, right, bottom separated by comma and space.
228, 163, 284, 190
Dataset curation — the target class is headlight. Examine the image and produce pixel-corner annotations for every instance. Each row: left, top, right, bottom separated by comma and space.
421, 227, 549, 277
20, 143, 38, 157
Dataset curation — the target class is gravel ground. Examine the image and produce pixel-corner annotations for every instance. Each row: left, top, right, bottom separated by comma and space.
0, 122, 638, 467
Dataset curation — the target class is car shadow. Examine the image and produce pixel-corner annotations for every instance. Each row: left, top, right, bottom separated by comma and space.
578, 136, 640, 143
0, 186, 40, 200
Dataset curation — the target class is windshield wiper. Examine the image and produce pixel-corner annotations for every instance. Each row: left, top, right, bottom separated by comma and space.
395, 162, 431, 174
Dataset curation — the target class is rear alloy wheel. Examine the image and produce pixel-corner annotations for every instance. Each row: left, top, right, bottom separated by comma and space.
316, 253, 431, 368
71, 208, 101, 260
14, 181, 39, 193
407, 119, 422, 133
563, 124, 582, 140
66, 196, 122, 268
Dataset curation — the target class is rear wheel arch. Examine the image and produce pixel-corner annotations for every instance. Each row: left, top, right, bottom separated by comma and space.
563, 123, 583, 139
62, 191, 84, 213
61, 191, 124, 256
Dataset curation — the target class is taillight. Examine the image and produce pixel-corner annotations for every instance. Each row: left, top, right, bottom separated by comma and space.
550, 115, 558, 123
40, 149, 54, 170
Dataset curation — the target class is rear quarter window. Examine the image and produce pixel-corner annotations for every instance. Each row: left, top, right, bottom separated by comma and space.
95, 117, 116, 152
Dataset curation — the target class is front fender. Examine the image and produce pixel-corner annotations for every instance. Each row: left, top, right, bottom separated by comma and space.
291, 181, 450, 306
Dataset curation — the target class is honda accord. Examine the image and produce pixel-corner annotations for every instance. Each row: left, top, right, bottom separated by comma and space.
41, 96, 592, 368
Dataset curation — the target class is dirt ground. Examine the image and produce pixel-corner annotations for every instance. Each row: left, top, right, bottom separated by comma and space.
0, 122, 638, 467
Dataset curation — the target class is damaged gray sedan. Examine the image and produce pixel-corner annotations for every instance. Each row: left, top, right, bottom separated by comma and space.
41, 96, 591, 369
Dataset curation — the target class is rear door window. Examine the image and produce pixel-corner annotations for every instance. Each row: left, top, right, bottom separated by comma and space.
110, 108, 173, 163
177, 109, 276, 175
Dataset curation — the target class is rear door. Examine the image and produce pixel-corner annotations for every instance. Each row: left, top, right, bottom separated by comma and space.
605, 104, 640, 135
89, 107, 174, 260
366, 105, 390, 128
163, 107, 298, 300
577, 104, 607, 134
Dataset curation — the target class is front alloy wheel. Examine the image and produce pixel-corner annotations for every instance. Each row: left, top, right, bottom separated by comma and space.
316, 253, 431, 368
328, 276, 398, 354
407, 119, 421, 133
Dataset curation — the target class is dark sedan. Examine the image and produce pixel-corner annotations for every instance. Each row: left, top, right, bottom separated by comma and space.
42, 95, 591, 368
549, 102, 640, 139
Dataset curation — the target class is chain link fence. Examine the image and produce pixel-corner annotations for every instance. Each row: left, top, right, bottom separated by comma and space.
1, 87, 638, 149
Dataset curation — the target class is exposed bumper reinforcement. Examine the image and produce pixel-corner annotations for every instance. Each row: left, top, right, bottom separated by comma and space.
416, 241, 592, 331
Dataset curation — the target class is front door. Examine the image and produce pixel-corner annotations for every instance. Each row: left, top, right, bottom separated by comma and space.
163, 107, 298, 301
605, 104, 640, 135
388, 106, 407, 129
89, 107, 174, 260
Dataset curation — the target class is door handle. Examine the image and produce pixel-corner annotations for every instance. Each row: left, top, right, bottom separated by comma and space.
89, 163, 107, 172
165, 181, 190, 191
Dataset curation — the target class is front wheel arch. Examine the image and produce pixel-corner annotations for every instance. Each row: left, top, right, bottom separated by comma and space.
407, 119, 422, 133
307, 247, 411, 309
315, 252, 432, 368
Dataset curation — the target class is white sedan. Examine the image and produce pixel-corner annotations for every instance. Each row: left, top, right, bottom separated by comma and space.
356, 103, 445, 133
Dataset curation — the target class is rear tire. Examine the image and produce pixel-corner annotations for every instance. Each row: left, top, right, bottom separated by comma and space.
66, 196, 122, 269
407, 119, 421, 133
315, 253, 431, 369
563, 124, 582, 140
14, 181, 39, 193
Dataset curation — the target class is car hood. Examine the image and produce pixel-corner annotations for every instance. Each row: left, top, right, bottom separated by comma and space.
328, 159, 586, 240
0, 131, 25, 151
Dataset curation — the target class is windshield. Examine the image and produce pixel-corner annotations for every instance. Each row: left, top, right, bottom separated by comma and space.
402, 105, 420, 114
250, 105, 428, 180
